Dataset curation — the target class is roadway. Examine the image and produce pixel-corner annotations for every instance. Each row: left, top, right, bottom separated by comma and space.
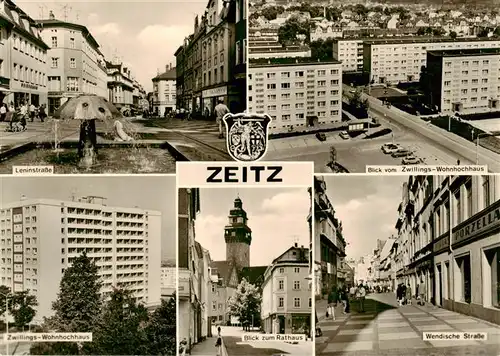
265, 84, 500, 173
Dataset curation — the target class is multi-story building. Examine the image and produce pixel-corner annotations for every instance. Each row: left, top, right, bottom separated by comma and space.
132, 78, 146, 109
313, 176, 346, 298
425, 49, 500, 114
152, 64, 176, 116
106, 59, 135, 113
363, 37, 500, 84
248, 58, 342, 134
333, 39, 364, 72
38, 12, 107, 114
0, 0, 49, 107
0, 196, 161, 320
161, 264, 176, 298
178, 188, 201, 351
174, 43, 186, 110
261, 243, 311, 334
396, 175, 500, 325
175, 0, 246, 118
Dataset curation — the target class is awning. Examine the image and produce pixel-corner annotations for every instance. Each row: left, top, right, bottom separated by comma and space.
0, 87, 11, 93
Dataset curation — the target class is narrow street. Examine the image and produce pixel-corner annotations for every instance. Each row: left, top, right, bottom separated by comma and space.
316, 293, 500, 355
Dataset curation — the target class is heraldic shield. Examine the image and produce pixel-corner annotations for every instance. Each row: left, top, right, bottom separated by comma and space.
222, 113, 272, 162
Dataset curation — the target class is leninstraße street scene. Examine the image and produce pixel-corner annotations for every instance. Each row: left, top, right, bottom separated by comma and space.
313, 175, 500, 355
178, 188, 314, 355
0, 0, 247, 174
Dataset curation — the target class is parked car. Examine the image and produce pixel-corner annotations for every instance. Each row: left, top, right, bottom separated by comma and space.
339, 131, 350, 140
391, 148, 412, 158
381, 143, 401, 154
402, 156, 423, 165
316, 132, 327, 141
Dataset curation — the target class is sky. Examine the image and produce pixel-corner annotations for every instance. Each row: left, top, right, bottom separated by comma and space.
195, 187, 311, 267
16, 0, 208, 92
323, 175, 408, 260
0, 176, 176, 263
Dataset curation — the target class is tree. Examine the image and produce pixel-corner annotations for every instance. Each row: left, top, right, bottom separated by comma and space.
227, 278, 261, 330
145, 295, 176, 355
477, 28, 490, 38
30, 253, 102, 355
349, 89, 369, 114
0, 285, 11, 318
90, 288, 149, 355
278, 17, 311, 45
8, 291, 37, 330
432, 28, 445, 36
450, 31, 458, 39
417, 27, 426, 36
261, 6, 284, 21
310, 39, 334, 60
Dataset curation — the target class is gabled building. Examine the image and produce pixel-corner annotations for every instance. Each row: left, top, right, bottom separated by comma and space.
106, 59, 135, 114
151, 64, 176, 116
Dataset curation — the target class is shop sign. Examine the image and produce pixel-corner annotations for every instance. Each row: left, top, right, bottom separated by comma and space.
202, 86, 227, 98
48, 91, 63, 96
452, 200, 500, 246
21, 83, 38, 90
433, 234, 449, 254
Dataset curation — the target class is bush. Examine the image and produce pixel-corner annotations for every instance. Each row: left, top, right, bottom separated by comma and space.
269, 125, 347, 139
342, 102, 368, 119
458, 111, 500, 121
396, 82, 420, 91
364, 128, 392, 139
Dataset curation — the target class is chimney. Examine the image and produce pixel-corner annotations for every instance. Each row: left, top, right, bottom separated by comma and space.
49, 10, 55, 20
294, 242, 298, 248
20, 195, 27, 201
166, 65, 169, 72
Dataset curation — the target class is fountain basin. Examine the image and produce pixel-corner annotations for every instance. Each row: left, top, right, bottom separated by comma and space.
0, 141, 185, 174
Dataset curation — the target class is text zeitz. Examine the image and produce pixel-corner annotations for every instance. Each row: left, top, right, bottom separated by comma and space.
206, 166, 283, 183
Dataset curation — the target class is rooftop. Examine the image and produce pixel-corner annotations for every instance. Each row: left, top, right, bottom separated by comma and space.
152, 67, 176, 81
249, 57, 341, 67
37, 19, 100, 52
428, 48, 500, 57
364, 36, 500, 45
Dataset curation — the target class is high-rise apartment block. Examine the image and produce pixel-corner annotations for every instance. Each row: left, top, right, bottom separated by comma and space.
0, 196, 161, 320
425, 48, 500, 114
363, 38, 500, 84
248, 58, 343, 134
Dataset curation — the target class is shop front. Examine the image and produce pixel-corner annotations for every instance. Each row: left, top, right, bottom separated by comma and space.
202, 85, 241, 120
8, 83, 47, 108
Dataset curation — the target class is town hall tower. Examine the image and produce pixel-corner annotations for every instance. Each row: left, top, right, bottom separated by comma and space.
224, 197, 251, 269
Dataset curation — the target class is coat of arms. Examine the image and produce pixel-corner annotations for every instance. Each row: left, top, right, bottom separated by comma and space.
222, 113, 272, 162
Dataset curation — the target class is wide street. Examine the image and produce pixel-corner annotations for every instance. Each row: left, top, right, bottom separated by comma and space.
316, 293, 500, 356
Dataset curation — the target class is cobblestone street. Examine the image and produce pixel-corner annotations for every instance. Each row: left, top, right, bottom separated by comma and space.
316, 293, 500, 355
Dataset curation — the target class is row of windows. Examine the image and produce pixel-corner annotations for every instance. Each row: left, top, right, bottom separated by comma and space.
12, 34, 46, 63
12, 64, 46, 86
276, 279, 304, 290
51, 57, 77, 69
277, 297, 311, 308
264, 69, 340, 79
48, 76, 80, 92
265, 102, 339, 110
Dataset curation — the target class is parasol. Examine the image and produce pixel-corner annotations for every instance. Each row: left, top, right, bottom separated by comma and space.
54, 94, 122, 121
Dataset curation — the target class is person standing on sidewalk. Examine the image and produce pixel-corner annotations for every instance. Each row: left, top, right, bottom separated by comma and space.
419, 279, 426, 306
406, 284, 412, 305
215, 329, 222, 356
214, 98, 230, 139
357, 284, 366, 313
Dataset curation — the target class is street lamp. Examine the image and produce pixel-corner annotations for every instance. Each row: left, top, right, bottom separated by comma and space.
0, 291, 12, 356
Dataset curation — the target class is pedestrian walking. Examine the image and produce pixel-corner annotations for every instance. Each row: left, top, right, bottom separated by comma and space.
179, 338, 187, 356
38, 104, 46, 122
406, 284, 412, 305
29, 102, 36, 122
215, 330, 222, 356
419, 279, 426, 306
327, 287, 338, 320
214, 98, 230, 139
342, 287, 350, 314
396, 284, 402, 306
401, 284, 407, 305
357, 284, 366, 313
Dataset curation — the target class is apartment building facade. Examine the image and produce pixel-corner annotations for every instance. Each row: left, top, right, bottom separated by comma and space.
248, 58, 342, 134
0, 0, 49, 108
161, 265, 176, 298
313, 176, 346, 298
333, 39, 364, 72
0, 196, 161, 321
425, 49, 500, 114
363, 37, 500, 85
106, 60, 135, 112
261, 244, 311, 335
152, 64, 176, 116
38, 14, 107, 114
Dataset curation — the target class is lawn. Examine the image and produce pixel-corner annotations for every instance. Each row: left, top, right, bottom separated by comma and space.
223, 336, 289, 355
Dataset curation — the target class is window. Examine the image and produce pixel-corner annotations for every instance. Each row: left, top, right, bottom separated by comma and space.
454, 189, 461, 224
456, 254, 471, 303
465, 180, 473, 219
70, 37, 75, 49
281, 83, 290, 89
70, 58, 76, 69
293, 281, 300, 290
294, 297, 301, 308
212, 301, 216, 311
482, 176, 491, 208
485, 247, 500, 308
278, 280, 284, 290
51, 36, 57, 47
67, 77, 79, 92
267, 84, 276, 90
309, 298, 312, 308
278, 297, 284, 308
279, 267, 284, 274
51, 57, 58, 68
